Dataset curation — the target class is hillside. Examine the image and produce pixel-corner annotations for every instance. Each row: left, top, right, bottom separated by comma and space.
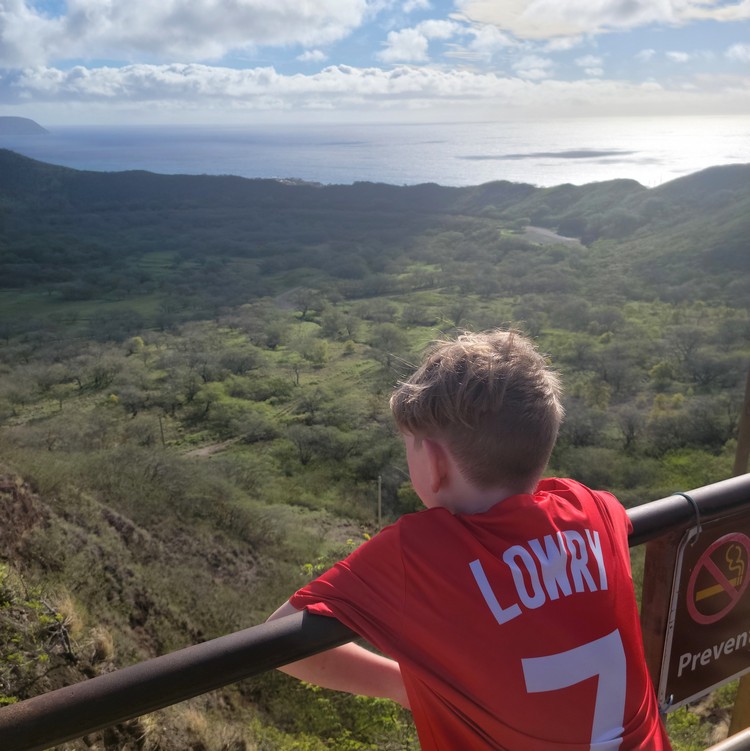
1, 149, 749, 336
0, 152, 747, 749
0, 117, 49, 135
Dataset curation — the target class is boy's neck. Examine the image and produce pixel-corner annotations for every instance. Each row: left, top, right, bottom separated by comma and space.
412, 433, 537, 515
442, 485, 531, 515
435, 455, 536, 514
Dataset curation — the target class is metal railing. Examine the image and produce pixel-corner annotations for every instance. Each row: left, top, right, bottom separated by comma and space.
710, 727, 750, 751
1, 473, 749, 751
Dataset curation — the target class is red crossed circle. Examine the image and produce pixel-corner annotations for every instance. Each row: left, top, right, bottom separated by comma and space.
686, 532, 750, 625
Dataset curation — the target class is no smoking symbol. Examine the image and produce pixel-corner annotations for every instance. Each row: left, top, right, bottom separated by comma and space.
687, 533, 750, 625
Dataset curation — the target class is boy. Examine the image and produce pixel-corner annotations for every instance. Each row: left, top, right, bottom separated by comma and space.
269, 330, 671, 750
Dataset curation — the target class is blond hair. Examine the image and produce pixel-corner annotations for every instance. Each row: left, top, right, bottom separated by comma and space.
390, 329, 564, 490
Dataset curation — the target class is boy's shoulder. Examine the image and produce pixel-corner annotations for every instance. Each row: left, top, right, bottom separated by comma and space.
537, 476, 606, 495
537, 476, 624, 510
534, 477, 632, 549
382, 477, 627, 544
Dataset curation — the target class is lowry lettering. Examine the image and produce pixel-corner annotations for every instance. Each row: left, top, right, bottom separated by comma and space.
470, 528, 609, 625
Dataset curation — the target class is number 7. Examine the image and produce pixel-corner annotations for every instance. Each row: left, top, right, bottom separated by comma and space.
522, 629, 626, 751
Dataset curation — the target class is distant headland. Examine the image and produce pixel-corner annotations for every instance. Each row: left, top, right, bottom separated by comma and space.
0, 116, 49, 135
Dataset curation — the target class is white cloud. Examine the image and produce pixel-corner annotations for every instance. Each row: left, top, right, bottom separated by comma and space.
376, 19, 462, 62
575, 55, 604, 76
378, 28, 430, 62
513, 54, 555, 79
418, 19, 461, 39
298, 50, 328, 63
666, 51, 691, 62
0, 0, 62, 67
0, 0, 370, 66
4, 62, 749, 121
636, 48, 657, 61
544, 35, 585, 52
575, 55, 603, 67
727, 43, 750, 63
456, 0, 750, 40
403, 0, 431, 11
466, 24, 515, 56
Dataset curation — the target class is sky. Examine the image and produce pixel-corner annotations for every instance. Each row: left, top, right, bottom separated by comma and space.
0, 0, 749, 125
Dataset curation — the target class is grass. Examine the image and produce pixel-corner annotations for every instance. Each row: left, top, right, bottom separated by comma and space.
0, 289, 166, 332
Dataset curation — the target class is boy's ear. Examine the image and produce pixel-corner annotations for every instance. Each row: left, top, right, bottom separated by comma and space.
422, 438, 449, 493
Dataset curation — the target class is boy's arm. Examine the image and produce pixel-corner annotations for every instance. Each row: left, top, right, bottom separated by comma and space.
267, 600, 410, 709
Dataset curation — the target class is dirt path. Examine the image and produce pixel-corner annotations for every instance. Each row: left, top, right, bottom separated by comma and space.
183, 438, 240, 458
523, 226, 584, 248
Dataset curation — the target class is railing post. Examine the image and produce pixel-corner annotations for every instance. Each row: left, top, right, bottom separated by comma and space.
728, 368, 750, 734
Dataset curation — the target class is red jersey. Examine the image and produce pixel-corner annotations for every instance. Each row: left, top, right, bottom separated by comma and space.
291, 478, 671, 751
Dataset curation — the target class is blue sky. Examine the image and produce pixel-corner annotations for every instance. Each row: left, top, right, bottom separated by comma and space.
0, 0, 748, 124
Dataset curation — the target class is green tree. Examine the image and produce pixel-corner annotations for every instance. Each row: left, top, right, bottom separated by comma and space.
369, 324, 411, 372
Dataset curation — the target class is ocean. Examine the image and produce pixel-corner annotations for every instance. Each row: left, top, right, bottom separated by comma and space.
1, 116, 749, 188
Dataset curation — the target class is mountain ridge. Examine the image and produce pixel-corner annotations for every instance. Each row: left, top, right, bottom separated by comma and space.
1, 148, 748, 313
1, 147, 748, 217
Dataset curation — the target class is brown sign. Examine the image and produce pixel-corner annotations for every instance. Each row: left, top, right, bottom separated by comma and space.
657, 513, 750, 710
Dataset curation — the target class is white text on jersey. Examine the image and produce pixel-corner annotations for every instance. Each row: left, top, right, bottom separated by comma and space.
469, 529, 608, 625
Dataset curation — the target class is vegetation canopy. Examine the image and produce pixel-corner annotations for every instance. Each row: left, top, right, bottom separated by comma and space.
0, 150, 747, 749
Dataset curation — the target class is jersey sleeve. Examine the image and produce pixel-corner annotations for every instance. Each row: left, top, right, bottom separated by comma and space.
289, 521, 406, 656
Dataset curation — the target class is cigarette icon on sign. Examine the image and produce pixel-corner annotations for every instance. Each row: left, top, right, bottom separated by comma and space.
687, 535, 750, 624
694, 544, 745, 602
